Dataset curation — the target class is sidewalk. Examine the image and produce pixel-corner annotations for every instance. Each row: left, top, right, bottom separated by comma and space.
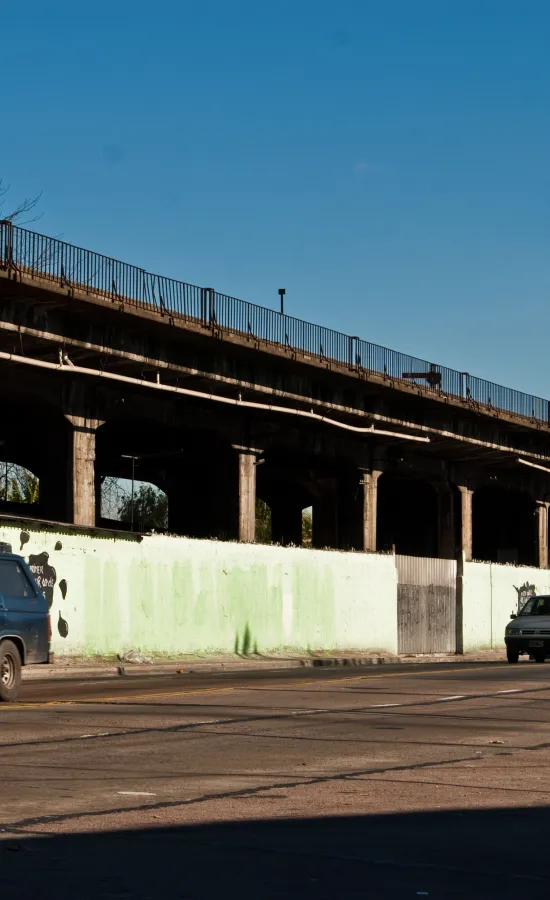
22, 649, 507, 681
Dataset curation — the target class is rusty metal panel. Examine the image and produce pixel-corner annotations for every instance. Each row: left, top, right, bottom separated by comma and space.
396, 556, 456, 654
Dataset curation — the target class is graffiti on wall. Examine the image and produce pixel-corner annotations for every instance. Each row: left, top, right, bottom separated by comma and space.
513, 581, 536, 615
22, 532, 70, 639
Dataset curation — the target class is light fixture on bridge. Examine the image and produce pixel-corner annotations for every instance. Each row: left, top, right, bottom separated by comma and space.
278, 288, 286, 316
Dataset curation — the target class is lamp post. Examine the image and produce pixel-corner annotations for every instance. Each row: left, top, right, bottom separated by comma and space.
121, 454, 139, 531
278, 288, 286, 316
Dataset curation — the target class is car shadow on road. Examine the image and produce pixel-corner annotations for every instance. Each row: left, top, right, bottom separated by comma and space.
1, 804, 549, 899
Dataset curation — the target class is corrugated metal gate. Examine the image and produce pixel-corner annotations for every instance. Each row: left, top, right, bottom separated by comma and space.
396, 556, 457, 654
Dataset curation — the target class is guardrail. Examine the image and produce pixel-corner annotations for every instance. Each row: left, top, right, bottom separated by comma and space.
0, 221, 547, 425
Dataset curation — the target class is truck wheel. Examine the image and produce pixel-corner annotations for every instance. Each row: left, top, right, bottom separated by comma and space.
533, 652, 546, 664
506, 648, 519, 664
0, 641, 22, 701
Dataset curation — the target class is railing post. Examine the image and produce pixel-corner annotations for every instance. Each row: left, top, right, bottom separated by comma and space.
208, 288, 215, 325
0, 220, 14, 270
200, 288, 207, 325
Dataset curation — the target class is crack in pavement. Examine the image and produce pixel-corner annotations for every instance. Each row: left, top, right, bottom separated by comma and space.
0, 751, 511, 833
2, 683, 550, 754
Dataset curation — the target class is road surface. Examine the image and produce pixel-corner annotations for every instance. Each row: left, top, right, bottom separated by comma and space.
2, 661, 550, 898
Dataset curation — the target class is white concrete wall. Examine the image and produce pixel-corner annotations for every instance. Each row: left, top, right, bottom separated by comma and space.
463, 561, 550, 650
0, 522, 399, 658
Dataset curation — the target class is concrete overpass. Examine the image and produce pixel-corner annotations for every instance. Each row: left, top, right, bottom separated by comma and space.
1, 221, 549, 566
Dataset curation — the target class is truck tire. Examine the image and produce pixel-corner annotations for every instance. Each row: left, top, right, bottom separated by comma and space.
506, 648, 519, 664
0, 640, 22, 702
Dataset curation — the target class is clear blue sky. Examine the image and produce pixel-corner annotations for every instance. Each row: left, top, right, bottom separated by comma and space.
4, 1, 550, 397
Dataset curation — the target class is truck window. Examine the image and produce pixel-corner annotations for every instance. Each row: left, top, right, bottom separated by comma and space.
0, 561, 35, 598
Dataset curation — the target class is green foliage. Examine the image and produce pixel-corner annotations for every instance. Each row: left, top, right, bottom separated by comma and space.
255, 498, 272, 543
302, 508, 312, 546
0, 464, 39, 504
118, 484, 168, 531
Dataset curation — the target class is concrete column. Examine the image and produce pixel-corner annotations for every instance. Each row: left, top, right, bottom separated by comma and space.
65, 416, 104, 527
457, 485, 473, 562
233, 446, 261, 542
536, 501, 549, 569
435, 483, 455, 559
360, 468, 383, 552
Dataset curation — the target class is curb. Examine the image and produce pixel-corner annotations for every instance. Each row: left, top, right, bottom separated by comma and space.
22, 653, 505, 682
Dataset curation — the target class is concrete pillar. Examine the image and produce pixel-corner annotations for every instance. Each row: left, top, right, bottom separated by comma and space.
360, 468, 383, 552
233, 446, 261, 542
271, 502, 303, 546
65, 416, 104, 527
536, 501, 549, 569
435, 483, 455, 559
457, 485, 473, 562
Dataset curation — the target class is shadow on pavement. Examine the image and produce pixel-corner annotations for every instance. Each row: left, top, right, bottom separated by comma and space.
2, 804, 548, 899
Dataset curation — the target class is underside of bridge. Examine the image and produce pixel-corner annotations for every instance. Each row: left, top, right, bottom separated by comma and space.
1, 261, 550, 566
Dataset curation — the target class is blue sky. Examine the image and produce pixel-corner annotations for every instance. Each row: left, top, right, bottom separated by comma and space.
3, 1, 550, 397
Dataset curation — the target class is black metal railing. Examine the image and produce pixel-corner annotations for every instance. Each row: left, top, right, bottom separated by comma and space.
0, 221, 547, 426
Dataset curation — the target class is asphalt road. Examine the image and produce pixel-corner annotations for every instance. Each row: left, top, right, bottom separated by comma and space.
2, 661, 550, 899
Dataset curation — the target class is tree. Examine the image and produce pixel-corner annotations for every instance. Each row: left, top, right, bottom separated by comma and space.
0, 180, 42, 225
255, 499, 272, 543
118, 484, 168, 532
302, 508, 312, 547
0, 464, 39, 504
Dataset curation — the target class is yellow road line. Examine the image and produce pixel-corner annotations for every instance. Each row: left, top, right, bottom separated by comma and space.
3, 662, 515, 711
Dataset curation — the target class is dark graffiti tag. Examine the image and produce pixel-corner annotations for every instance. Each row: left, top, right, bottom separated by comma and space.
19, 534, 69, 637
28, 552, 57, 610
513, 581, 536, 615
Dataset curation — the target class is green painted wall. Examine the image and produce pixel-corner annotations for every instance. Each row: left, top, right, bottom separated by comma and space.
0, 523, 398, 657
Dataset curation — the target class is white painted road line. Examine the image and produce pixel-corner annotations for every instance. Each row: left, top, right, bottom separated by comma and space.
497, 689, 522, 694
117, 791, 156, 797
437, 695, 465, 701
370, 703, 401, 708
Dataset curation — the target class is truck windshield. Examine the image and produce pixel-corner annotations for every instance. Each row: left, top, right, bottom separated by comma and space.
520, 596, 550, 616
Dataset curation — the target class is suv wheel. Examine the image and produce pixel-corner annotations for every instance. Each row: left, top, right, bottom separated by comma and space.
533, 651, 546, 664
0, 641, 22, 701
506, 648, 519, 664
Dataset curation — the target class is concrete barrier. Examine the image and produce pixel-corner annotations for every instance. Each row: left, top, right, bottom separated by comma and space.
463, 561, 550, 650
0, 521, 398, 658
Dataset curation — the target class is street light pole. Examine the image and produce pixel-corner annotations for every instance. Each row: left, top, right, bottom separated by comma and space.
122, 454, 139, 531
278, 288, 286, 316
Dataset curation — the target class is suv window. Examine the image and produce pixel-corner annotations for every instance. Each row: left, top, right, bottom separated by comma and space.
520, 596, 550, 616
0, 561, 35, 598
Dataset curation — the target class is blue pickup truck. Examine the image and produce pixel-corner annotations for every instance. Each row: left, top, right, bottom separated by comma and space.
0, 548, 50, 701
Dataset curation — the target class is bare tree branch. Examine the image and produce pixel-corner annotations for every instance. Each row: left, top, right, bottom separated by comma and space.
0, 180, 43, 225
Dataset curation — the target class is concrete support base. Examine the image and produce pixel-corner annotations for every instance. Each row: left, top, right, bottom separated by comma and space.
457, 484, 473, 562
537, 501, 549, 569
234, 446, 261, 543
65, 416, 104, 527
360, 468, 383, 552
